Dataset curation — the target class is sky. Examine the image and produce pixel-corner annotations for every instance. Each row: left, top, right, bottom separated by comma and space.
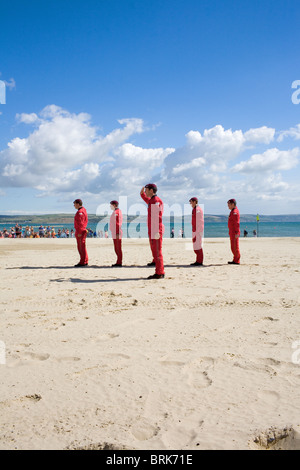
1, 0, 300, 216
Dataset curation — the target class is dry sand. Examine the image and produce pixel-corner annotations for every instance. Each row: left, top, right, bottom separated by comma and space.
0, 236, 300, 450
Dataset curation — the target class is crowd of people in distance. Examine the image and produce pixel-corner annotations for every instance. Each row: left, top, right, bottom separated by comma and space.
0, 224, 110, 239
0, 225, 72, 238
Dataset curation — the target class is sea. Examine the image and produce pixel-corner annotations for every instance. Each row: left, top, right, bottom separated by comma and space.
1, 221, 299, 238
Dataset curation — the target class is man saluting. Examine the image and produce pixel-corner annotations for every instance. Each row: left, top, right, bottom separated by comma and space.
73, 199, 89, 267
140, 184, 165, 279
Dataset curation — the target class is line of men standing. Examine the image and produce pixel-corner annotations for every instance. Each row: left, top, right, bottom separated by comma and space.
73, 185, 241, 278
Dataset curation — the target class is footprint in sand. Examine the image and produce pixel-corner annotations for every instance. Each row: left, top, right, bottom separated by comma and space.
96, 333, 120, 342
159, 360, 186, 366
131, 418, 160, 441
23, 352, 50, 361
7, 352, 50, 367
182, 358, 213, 389
107, 353, 130, 360
55, 356, 81, 363
257, 390, 280, 403
8, 352, 82, 367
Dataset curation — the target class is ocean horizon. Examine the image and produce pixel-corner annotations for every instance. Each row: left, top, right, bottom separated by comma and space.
1, 221, 299, 238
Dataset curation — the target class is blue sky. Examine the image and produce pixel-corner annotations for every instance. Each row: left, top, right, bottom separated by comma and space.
1, 0, 300, 215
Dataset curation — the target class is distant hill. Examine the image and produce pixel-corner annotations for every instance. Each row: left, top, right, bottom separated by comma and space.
1, 213, 300, 225
170, 214, 300, 223
0, 214, 137, 225
204, 214, 300, 223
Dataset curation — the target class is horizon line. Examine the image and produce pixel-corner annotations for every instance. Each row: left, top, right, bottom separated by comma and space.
1, 212, 300, 217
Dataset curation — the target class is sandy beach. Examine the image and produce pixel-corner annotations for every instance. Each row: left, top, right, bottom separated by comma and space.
0, 237, 300, 450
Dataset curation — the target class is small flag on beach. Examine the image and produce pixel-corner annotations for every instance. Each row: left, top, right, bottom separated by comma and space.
256, 214, 260, 237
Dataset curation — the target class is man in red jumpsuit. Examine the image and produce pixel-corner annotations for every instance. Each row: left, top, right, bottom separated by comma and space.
227, 198, 240, 264
189, 197, 204, 265
140, 184, 165, 279
110, 200, 123, 266
73, 199, 88, 266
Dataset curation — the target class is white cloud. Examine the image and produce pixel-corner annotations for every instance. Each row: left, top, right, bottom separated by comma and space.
0, 105, 172, 198
186, 125, 245, 161
232, 148, 299, 173
173, 157, 206, 174
1, 109, 300, 212
162, 124, 276, 181
246, 173, 289, 194
108, 144, 174, 193
161, 125, 245, 184
159, 124, 278, 192
16, 112, 41, 124
277, 124, 300, 142
115, 143, 174, 170
244, 126, 275, 144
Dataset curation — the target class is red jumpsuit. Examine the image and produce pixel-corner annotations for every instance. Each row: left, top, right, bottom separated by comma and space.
228, 206, 240, 263
74, 206, 88, 265
141, 192, 165, 276
192, 205, 204, 264
110, 208, 123, 265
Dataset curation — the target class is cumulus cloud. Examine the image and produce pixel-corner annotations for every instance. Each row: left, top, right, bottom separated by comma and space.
151, 124, 299, 209
115, 143, 173, 170
159, 124, 278, 191
244, 126, 275, 144
232, 148, 299, 173
161, 125, 244, 186
0, 105, 173, 197
16, 112, 41, 124
1, 108, 299, 211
